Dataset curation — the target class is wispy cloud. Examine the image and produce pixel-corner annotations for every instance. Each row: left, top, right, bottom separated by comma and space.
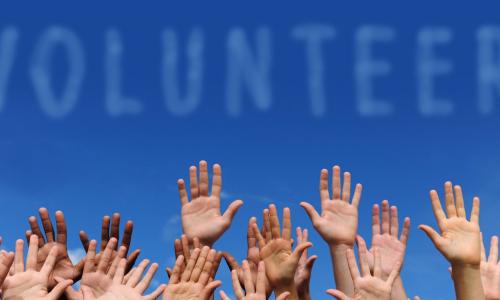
163, 214, 181, 241
68, 248, 86, 264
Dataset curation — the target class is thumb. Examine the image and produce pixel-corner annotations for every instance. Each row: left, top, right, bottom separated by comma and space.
63, 285, 81, 300
276, 291, 290, 300
223, 200, 244, 224
326, 289, 351, 300
219, 290, 232, 300
203, 280, 222, 299
306, 255, 317, 271
145, 284, 166, 300
418, 225, 442, 248
300, 202, 321, 225
48, 279, 73, 300
291, 242, 313, 265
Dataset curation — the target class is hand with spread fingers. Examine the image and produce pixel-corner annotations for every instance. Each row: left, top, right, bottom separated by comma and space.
219, 261, 289, 300
65, 238, 165, 300
479, 235, 500, 300
65, 238, 125, 299
26, 208, 85, 288
0, 241, 14, 291
223, 215, 272, 297
294, 228, 317, 300
358, 200, 410, 300
166, 235, 201, 277
166, 235, 223, 300
253, 204, 312, 300
178, 161, 244, 247
326, 237, 402, 300
79, 213, 141, 274
300, 166, 362, 296
2, 236, 74, 300
419, 182, 485, 300
163, 247, 222, 300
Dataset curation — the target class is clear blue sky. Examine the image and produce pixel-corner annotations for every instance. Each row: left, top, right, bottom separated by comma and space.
1, 1, 500, 299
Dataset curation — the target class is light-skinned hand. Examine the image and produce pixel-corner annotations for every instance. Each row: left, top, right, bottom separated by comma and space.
79, 213, 141, 274
0, 237, 14, 289
26, 208, 85, 288
479, 235, 500, 300
65, 238, 164, 300
294, 227, 317, 300
419, 182, 484, 300
2, 235, 73, 300
163, 247, 222, 300
359, 201, 410, 278
253, 204, 312, 299
300, 166, 362, 246
326, 237, 402, 300
223, 215, 272, 297
219, 261, 289, 300
178, 161, 243, 247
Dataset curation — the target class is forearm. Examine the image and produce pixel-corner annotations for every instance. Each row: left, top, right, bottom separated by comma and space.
330, 244, 355, 296
452, 264, 485, 300
390, 276, 407, 300
276, 282, 300, 300
297, 284, 311, 300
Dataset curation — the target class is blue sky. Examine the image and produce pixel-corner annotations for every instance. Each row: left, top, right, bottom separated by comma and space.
1, 1, 500, 299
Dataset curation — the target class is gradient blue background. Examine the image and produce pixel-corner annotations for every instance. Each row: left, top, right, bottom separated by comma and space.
1, 1, 499, 299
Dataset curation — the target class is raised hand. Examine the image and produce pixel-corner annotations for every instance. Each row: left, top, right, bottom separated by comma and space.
219, 261, 290, 300
300, 166, 362, 246
326, 237, 402, 300
79, 213, 141, 273
419, 182, 481, 265
166, 235, 201, 277
419, 182, 484, 300
166, 234, 223, 300
358, 201, 410, 300
300, 166, 362, 296
65, 238, 125, 299
2, 236, 73, 300
253, 204, 312, 299
0, 243, 14, 289
66, 238, 164, 300
294, 228, 317, 300
479, 235, 500, 300
223, 215, 272, 297
163, 247, 222, 300
178, 161, 243, 247
26, 208, 85, 288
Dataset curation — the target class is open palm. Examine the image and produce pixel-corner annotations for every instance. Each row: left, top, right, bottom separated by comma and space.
179, 161, 243, 246
438, 218, 481, 264
2, 237, 73, 300
327, 239, 402, 300
362, 201, 410, 278
26, 208, 84, 288
301, 166, 362, 246
253, 205, 311, 287
480, 235, 500, 299
223, 216, 272, 296
164, 248, 221, 300
419, 183, 481, 265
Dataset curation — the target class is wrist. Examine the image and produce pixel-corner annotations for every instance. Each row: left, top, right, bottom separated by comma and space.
297, 286, 311, 300
451, 263, 481, 282
329, 244, 353, 254
276, 282, 299, 300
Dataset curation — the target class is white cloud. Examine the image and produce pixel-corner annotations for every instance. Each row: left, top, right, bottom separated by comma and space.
163, 214, 181, 241
68, 248, 86, 264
